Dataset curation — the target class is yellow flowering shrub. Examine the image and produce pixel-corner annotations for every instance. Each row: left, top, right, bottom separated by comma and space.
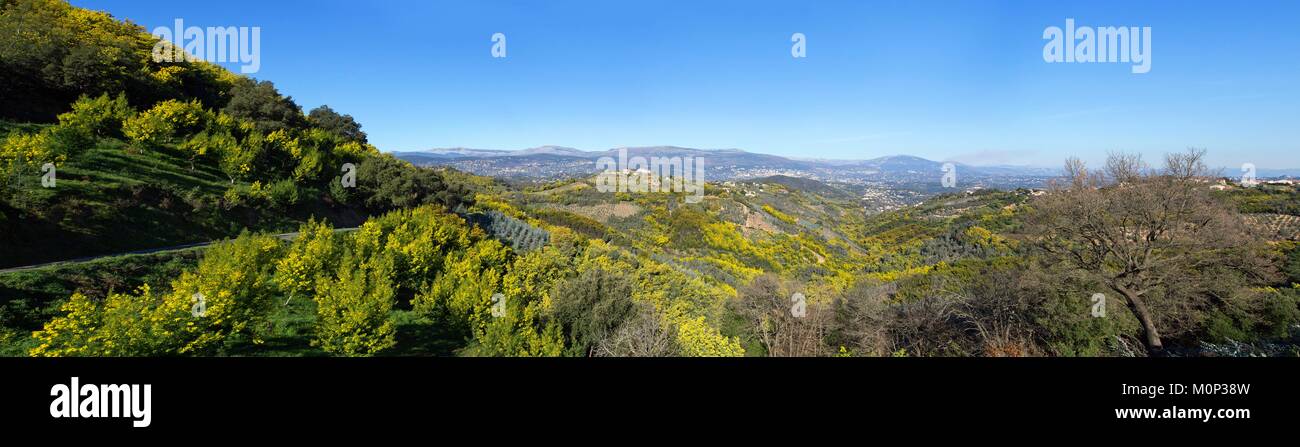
1, 131, 63, 171
29, 233, 283, 356
474, 248, 568, 356
311, 253, 397, 356
672, 314, 744, 357
275, 219, 340, 299
56, 93, 133, 139
414, 240, 509, 332
122, 99, 209, 148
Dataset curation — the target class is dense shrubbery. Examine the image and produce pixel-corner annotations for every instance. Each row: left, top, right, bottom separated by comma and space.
308, 105, 367, 144
353, 153, 473, 213
222, 79, 307, 133
30, 232, 283, 356
312, 250, 397, 356
25, 205, 748, 357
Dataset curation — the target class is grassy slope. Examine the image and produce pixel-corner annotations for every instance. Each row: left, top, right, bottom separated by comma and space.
1, 123, 365, 268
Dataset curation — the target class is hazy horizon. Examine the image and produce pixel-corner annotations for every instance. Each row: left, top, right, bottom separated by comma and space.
398, 144, 1300, 171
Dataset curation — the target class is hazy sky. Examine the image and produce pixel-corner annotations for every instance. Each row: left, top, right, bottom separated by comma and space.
76, 0, 1300, 168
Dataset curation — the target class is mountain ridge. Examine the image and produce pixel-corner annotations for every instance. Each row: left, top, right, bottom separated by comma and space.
394, 145, 1062, 187
397, 146, 1067, 172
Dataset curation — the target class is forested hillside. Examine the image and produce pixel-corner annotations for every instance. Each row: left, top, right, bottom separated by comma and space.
0, 0, 473, 268
3, 0, 1298, 357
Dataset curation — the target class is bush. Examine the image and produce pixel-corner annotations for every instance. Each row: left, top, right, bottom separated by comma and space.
267, 178, 301, 208
312, 252, 397, 356
413, 240, 509, 334
221, 181, 271, 209
56, 93, 133, 140
275, 219, 339, 299
29, 233, 283, 356
1, 130, 61, 170
550, 266, 637, 356
474, 248, 569, 356
122, 99, 209, 148
178, 130, 237, 170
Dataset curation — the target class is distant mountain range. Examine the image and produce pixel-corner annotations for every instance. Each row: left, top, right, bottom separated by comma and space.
394, 146, 1300, 189
394, 146, 1060, 190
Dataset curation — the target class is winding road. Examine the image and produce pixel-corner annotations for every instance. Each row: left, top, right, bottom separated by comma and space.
0, 228, 358, 274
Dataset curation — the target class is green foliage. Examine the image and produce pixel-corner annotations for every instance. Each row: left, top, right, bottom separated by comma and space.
1027, 278, 1141, 356
122, 99, 209, 148
216, 129, 261, 182
54, 93, 133, 148
469, 209, 550, 252
1203, 287, 1300, 343
1283, 242, 1300, 286
142, 232, 283, 355
550, 266, 637, 356
670, 312, 746, 357
29, 232, 282, 356
413, 239, 509, 334
474, 248, 567, 356
179, 129, 236, 170
275, 219, 340, 299
26, 290, 142, 357
532, 208, 613, 242
267, 178, 301, 208
58, 93, 133, 134
307, 105, 367, 143
1, 130, 61, 178
222, 79, 306, 133
356, 153, 474, 213
762, 204, 797, 225
8, 0, 1299, 359
352, 206, 477, 292
311, 251, 397, 356
1217, 185, 1300, 215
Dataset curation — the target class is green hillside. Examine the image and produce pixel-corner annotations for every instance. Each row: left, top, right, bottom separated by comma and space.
0, 0, 474, 268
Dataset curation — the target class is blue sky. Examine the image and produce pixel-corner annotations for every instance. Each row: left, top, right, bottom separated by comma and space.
76, 0, 1300, 168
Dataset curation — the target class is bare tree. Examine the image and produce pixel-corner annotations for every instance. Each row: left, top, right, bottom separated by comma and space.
1027, 149, 1273, 355
594, 304, 679, 357
734, 275, 833, 357
947, 269, 1044, 357
830, 281, 893, 356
